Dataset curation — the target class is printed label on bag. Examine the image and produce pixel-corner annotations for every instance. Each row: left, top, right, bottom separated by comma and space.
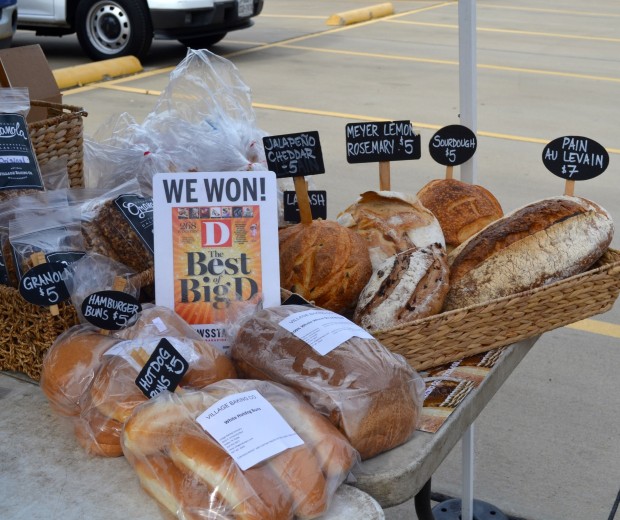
0, 114, 44, 191
278, 308, 374, 355
196, 390, 304, 471
114, 194, 154, 253
104, 336, 200, 372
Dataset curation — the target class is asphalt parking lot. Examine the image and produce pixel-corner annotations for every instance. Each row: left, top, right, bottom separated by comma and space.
10, 1, 620, 519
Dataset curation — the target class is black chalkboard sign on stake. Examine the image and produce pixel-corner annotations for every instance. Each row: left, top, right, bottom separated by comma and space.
31, 251, 59, 316
345, 120, 421, 191
428, 124, 478, 181
541, 135, 610, 197
262, 131, 326, 225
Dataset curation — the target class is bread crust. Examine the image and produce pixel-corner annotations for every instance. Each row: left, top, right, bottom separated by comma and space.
278, 220, 372, 314
444, 196, 614, 309
354, 244, 449, 331
416, 178, 503, 248
336, 190, 445, 269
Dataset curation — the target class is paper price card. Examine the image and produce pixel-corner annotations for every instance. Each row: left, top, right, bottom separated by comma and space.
153, 171, 281, 353
197, 390, 304, 471
278, 308, 374, 356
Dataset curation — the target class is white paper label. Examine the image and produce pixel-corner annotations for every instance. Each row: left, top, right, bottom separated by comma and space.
196, 390, 303, 471
278, 309, 374, 355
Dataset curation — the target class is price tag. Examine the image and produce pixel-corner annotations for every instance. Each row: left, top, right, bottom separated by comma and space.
283, 190, 327, 222
19, 262, 70, 307
135, 338, 189, 398
81, 290, 142, 330
542, 136, 609, 181
428, 125, 477, 166
262, 131, 325, 178
345, 120, 421, 163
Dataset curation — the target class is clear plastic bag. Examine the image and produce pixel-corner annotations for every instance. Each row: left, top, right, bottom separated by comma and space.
122, 379, 359, 519
83, 49, 269, 195
229, 304, 426, 460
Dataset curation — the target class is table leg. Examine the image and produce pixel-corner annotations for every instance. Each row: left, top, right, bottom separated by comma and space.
462, 423, 475, 520
414, 479, 435, 520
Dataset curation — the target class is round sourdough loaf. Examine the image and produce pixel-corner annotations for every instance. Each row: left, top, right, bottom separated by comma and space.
444, 195, 614, 310
278, 220, 372, 315
416, 178, 503, 250
336, 190, 445, 269
354, 243, 449, 331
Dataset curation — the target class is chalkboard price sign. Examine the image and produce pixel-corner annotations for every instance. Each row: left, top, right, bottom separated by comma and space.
19, 262, 70, 307
135, 338, 189, 398
345, 120, 421, 163
262, 131, 325, 178
283, 190, 327, 222
542, 136, 609, 181
428, 125, 477, 166
81, 290, 142, 330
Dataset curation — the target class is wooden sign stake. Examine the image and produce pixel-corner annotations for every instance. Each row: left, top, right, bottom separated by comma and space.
445, 165, 454, 180
379, 161, 391, 191
293, 176, 314, 224
30, 252, 59, 316
564, 180, 575, 197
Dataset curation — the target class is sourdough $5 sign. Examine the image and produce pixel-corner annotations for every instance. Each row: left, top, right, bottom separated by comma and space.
153, 171, 281, 353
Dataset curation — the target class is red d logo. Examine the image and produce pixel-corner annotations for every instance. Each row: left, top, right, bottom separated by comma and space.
201, 220, 232, 247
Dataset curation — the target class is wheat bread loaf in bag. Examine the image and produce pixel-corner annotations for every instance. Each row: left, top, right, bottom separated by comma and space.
444, 195, 614, 310
230, 304, 425, 459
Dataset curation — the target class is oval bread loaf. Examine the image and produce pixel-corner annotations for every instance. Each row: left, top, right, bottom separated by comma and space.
354, 243, 449, 331
444, 196, 614, 310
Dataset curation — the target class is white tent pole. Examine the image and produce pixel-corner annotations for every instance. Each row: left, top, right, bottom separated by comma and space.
459, 0, 478, 184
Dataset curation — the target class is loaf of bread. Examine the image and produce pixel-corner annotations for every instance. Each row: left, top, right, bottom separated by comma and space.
353, 243, 449, 331
279, 220, 372, 315
444, 196, 614, 310
230, 305, 425, 459
336, 191, 445, 269
122, 380, 357, 520
416, 178, 503, 250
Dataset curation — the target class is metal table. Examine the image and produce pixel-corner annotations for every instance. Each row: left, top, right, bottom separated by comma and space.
352, 337, 539, 519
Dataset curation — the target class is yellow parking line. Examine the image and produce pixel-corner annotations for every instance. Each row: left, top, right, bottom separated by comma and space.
478, 3, 620, 18
386, 20, 620, 44
279, 43, 620, 84
566, 319, 620, 338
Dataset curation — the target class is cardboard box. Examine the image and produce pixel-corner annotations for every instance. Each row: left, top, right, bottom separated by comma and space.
0, 44, 62, 123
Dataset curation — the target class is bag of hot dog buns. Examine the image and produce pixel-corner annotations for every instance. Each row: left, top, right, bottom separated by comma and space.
229, 304, 425, 460
40, 305, 236, 457
121, 379, 359, 520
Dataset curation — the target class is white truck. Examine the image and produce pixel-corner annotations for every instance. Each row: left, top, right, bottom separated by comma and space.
16, 0, 264, 60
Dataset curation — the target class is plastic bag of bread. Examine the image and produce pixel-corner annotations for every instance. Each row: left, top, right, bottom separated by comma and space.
79, 179, 154, 274
122, 379, 359, 520
336, 190, 446, 270
40, 305, 236, 457
444, 195, 614, 310
230, 304, 425, 460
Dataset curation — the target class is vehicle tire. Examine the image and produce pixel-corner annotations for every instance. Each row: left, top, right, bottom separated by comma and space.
76, 0, 153, 61
178, 33, 227, 50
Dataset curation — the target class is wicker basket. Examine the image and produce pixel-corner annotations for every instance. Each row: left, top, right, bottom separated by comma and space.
28, 100, 88, 188
374, 248, 620, 372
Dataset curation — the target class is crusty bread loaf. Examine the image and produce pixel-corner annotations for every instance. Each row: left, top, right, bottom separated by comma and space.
336, 190, 445, 269
444, 196, 614, 310
416, 178, 503, 250
230, 305, 424, 459
279, 220, 372, 315
354, 243, 449, 331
